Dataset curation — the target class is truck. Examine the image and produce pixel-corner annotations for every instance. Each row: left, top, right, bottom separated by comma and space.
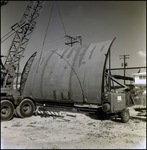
1, 1, 133, 123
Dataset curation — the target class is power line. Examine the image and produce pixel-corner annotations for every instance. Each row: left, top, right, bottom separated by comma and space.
55, 2, 82, 47
44, 41, 67, 50
44, 37, 66, 48
1, 21, 28, 43
46, 37, 65, 44
25, 37, 65, 52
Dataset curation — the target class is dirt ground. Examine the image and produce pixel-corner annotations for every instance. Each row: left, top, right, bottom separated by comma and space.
1, 105, 146, 149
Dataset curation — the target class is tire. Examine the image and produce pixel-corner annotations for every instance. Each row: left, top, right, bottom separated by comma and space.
16, 99, 35, 118
121, 108, 130, 123
1, 100, 14, 121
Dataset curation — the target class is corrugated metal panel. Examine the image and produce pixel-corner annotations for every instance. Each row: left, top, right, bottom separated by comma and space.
23, 38, 115, 104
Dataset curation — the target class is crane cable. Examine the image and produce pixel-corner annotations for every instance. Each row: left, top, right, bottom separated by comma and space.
1, 21, 28, 43
36, 1, 67, 73
56, 2, 67, 36
30, 2, 55, 95
36, 1, 55, 72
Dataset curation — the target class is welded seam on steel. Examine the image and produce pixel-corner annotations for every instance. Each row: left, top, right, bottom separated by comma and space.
49, 50, 85, 102
40, 49, 59, 98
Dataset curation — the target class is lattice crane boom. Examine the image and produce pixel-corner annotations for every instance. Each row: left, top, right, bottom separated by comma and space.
2, 1, 45, 90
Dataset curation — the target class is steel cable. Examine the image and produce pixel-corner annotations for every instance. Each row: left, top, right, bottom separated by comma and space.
30, 2, 55, 95
56, 2, 67, 36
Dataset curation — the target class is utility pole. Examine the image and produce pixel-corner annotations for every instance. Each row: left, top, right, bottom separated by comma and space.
119, 54, 130, 85
65, 35, 82, 47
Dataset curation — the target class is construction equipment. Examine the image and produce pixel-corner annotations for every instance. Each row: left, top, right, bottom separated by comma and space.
21, 37, 133, 123
1, 1, 45, 121
1, 1, 133, 123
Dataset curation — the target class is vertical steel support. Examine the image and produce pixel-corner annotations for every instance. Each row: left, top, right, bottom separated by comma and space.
109, 47, 111, 92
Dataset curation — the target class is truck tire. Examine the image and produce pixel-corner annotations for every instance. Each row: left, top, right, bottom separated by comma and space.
16, 99, 35, 118
121, 108, 130, 123
1, 100, 14, 121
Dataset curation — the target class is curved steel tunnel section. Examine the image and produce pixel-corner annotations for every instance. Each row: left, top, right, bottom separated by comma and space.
101, 37, 116, 94
23, 38, 115, 104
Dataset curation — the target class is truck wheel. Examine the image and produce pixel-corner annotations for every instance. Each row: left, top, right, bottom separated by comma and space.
1, 100, 14, 121
121, 108, 130, 123
16, 99, 35, 118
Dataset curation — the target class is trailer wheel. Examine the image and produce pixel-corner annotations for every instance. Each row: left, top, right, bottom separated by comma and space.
121, 108, 130, 123
1, 100, 14, 121
16, 99, 35, 118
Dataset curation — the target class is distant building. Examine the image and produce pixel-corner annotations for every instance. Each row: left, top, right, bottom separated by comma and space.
132, 72, 146, 105
132, 72, 146, 86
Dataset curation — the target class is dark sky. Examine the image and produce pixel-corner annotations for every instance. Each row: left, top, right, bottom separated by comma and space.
1, 1, 146, 76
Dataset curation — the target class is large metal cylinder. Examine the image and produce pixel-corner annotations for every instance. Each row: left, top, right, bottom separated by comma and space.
23, 39, 115, 104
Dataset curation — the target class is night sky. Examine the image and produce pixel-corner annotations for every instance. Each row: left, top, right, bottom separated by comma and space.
1, 1, 146, 76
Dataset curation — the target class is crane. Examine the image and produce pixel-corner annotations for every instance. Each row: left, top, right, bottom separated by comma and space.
1, 1, 45, 121
2, 1, 45, 91
1, 2, 133, 123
